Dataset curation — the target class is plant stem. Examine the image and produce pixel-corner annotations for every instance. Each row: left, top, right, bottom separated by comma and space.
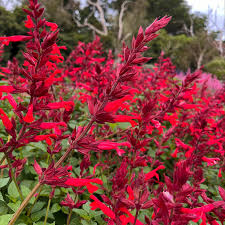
8, 182, 41, 225
67, 193, 78, 225
133, 208, 140, 225
0, 155, 6, 165
55, 119, 95, 168
27, 185, 43, 216
67, 209, 73, 225
5, 153, 24, 201
44, 197, 51, 225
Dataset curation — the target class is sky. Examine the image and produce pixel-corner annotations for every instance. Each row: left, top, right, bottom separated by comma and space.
186, 0, 225, 29
2, 0, 225, 29
186, 0, 224, 13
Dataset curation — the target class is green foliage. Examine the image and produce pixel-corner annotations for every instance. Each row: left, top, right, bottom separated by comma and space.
148, 30, 219, 71
204, 57, 225, 80
0, 6, 26, 63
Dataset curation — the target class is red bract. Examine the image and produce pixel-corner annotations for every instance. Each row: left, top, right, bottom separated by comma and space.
34, 161, 72, 187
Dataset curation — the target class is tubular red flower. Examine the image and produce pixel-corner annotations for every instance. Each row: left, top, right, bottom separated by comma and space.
90, 195, 115, 219
0, 86, 15, 93
0, 35, 33, 42
45, 21, 58, 31
65, 178, 103, 193
202, 156, 220, 166
23, 104, 34, 123
34, 134, 57, 145
47, 101, 75, 111
24, 15, 35, 28
0, 108, 13, 130
104, 95, 132, 112
40, 122, 67, 129
145, 165, 165, 181
114, 115, 140, 127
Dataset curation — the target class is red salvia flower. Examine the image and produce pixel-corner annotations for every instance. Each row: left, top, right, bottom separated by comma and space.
90, 195, 115, 219
24, 15, 35, 28
47, 101, 75, 111
145, 165, 165, 181
65, 178, 103, 193
0, 108, 13, 130
23, 104, 34, 123
0, 35, 33, 43
45, 21, 58, 31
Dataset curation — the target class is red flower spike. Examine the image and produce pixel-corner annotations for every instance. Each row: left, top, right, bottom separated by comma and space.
90, 195, 115, 219
61, 193, 75, 209
145, 16, 172, 35
23, 104, 34, 123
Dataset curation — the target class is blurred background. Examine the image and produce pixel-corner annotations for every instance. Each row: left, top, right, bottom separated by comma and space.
0, 0, 225, 80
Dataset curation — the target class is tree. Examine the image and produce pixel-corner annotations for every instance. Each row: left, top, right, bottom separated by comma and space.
204, 57, 225, 80
0, 6, 26, 63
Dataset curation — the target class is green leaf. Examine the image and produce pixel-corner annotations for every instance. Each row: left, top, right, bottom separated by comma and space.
118, 122, 131, 129
61, 206, 69, 214
0, 192, 3, 201
73, 209, 91, 220
8, 182, 19, 200
0, 214, 13, 225
0, 201, 8, 215
31, 201, 45, 214
82, 202, 102, 218
30, 142, 46, 151
0, 177, 10, 188
68, 120, 77, 129
34, 222, 55, 225
31, 209, 46, 222
81, 220, 97, 225
70, 217, 82, 225
82, 202, 91, 212
51, 203, 61, 213
7, 201, 21, 212
21, 185, 35, 204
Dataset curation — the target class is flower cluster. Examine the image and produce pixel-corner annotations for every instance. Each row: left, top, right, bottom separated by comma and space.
0, 0, 224, 225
